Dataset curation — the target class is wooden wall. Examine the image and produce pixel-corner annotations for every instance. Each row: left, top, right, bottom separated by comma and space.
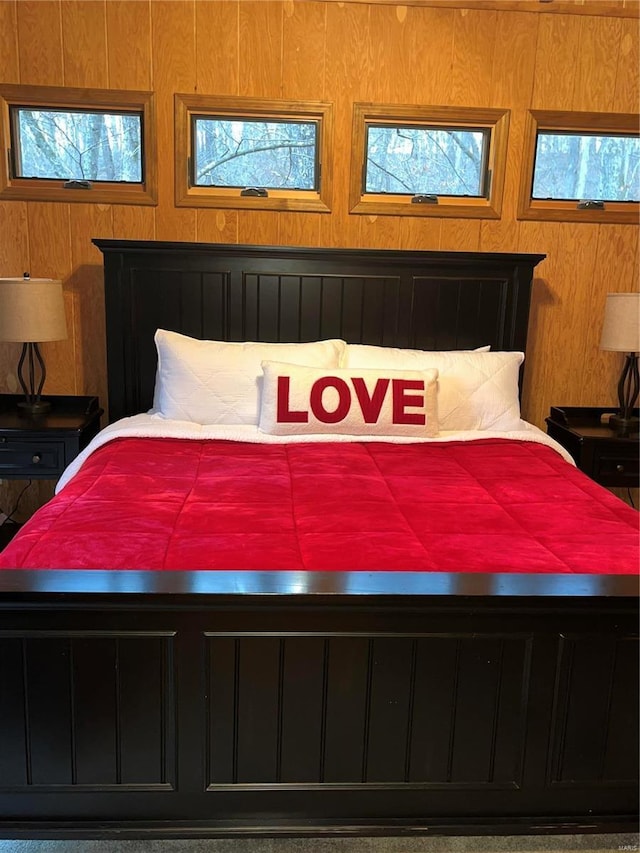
0, 0, 638, 514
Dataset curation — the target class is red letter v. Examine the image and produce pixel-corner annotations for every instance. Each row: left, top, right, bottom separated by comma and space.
351, 377, 389, 423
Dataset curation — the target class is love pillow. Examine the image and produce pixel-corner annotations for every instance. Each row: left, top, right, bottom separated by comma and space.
259, 361, 439, 437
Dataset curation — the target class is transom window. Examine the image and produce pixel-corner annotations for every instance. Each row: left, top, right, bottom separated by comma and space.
532, 130, 639, 203
176, 95, 333, 212
191, 116, 318, 191
364, 125, 490, 198
0, 84, 156, 205
11, 106, 143, 183
351, 104, 509, 219
519, 110, 639, 224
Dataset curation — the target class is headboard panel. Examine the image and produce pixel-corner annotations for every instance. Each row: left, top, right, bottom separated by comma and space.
93, 240, 545, 423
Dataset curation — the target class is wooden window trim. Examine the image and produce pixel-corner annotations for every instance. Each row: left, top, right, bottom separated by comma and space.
175, 94, 333, 213
0, 84, 157, 206
518, 110, 639, 225
350, 103, 510, 219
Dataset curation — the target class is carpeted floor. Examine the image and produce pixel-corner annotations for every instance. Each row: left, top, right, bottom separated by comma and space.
0, 835, 638, 853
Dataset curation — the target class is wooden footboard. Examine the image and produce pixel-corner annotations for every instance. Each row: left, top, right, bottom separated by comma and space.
0, 571, 637, 838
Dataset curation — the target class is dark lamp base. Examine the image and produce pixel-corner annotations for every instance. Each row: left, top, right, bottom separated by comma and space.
17, 399, 52, 415
609, 413, 639, 436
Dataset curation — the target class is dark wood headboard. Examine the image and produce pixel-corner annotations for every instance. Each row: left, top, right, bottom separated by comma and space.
93, 240, 545, 424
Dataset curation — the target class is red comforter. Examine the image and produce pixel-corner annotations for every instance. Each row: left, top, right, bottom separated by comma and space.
0, 437, 637, 572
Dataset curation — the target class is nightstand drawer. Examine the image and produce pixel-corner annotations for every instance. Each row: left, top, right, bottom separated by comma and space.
0, 441, 66, 477
595, 454, 640, 487
547, 406, 639, 492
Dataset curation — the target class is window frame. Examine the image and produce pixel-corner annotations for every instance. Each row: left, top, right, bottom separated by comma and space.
175, 94, 333, 213
0, 84, 157, 206
350, 103, 510, 219
518, 110, 639, 224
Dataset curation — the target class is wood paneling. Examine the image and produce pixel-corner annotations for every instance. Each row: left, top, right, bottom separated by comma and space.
151, 0, 197, 241
238, 1, 283, 98
490, 12, 538, 108
112, 206, 155, 242
589, 226, 639, 402
320, 2, 370, 248
532, 14, 582, 109
571, 16, 621, 111
404, 7, 455, 106
277, 211, 321, 248
195, 209, 238, 245
367, 5, 412, 102
331, 0, 639, 16
358, 214, 402, 249
398, 218, 442, 251
106, 1, 152, 90
0, 203, 28, 278
518, 221, 561, 423
282, 0, 326, 99
16, 1, 63, 85
61, 1, 108, 88
0, 1, 19, 83
440, 219, 481, 252
0, 200, 27, 398
68, 205, 113, 401
489, 13, 537, 230
237, 210, 281, 246
0, 0, 637, 515
615, 17, 640, 111
450, 9, 497, 106
195, 1, 239, 95
26, 203, 74, 396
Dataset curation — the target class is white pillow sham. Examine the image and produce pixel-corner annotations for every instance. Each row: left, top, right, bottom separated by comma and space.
345, 344, 490, 369
259, 361, 439, 437
153, 330, 347, 425
345, 346, 524, 431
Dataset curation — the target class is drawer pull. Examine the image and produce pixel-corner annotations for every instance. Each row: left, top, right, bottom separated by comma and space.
616, 464, 625, 473
32, 454, 41, 464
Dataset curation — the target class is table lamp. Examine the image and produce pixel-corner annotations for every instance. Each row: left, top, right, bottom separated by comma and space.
599, 292, 640, 434
0, 274, 68, 414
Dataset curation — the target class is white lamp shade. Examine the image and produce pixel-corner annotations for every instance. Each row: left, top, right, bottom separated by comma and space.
600, 292, 640, 353
0, 278, 67, 343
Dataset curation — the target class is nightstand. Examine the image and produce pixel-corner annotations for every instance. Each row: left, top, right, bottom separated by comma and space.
546, 406, 639, 488
0, 395, 103, 481
0, 395, 103, 549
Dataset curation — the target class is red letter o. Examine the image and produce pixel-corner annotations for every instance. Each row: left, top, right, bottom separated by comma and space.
310, 376, 351, 423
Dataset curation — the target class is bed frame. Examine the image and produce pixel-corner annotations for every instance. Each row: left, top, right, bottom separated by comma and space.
0, 240, 637, 840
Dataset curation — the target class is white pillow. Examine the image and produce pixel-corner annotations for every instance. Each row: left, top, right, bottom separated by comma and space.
346, 346, 524, 431
153, 330, 347, 425
345, 344, 490, 369
259, 361, 439, 437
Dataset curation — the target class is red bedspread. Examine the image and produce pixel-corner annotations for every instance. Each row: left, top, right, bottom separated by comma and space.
0, 437, 637, 572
